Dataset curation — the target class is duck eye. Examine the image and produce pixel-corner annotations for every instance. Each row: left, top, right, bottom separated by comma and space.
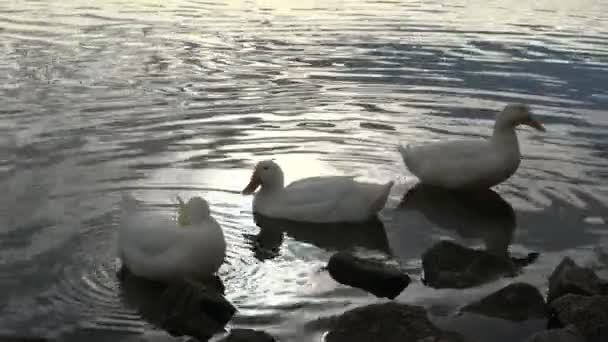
262, 166, 269, 170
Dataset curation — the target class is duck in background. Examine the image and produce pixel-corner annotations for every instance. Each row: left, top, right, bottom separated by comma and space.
399, 103, 545, 190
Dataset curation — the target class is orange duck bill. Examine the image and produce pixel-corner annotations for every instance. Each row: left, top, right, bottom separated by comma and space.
242, 170, 261, 194
524, 117, 546, 132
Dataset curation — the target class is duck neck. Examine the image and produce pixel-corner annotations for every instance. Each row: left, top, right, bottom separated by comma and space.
491, 123, 520, 154
260, 173, 285, 193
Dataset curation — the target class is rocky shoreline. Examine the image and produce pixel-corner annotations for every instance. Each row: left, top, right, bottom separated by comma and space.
14, 231, 566, 342
324, 253, 607, 342
106, 244, 608, 342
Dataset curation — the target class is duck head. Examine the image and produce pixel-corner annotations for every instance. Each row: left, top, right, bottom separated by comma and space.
495, 103, 546, 132
242, 160, 285, 194
186, 197, 210, 219
177, 196, 210, 225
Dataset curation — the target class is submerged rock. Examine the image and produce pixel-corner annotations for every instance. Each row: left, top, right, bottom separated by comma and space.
327, 251, 411, 299
524, 325, 586, 342
159, 279, 237, 339
549, 294, 608, 342
462, 282, 547, 321
219, 329, 276, 342
547, 257, 607, 303
421, 240, 536, 289
324, 302, 465, 342
118, 267, 236, 341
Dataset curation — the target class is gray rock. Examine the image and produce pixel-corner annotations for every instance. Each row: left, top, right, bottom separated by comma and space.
324, 302, 466, 342
524, 325, 586, 342
462, 282, 547, 321
550, 294, 608, 342
421, 240, 536, 289
159, 279, 237, 340
219, 329, 276, 342
118, 267, 236, 341
547, 257, 606, 303
327, 251, 411, 299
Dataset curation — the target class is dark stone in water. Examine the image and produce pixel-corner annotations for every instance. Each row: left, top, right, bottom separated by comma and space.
219, 329, 276, 342
547, 257, 607, 304
159, 279, 237, 339
549, 294, 608, 342
118, 266, 236, 341
324, 302, 465, 342
422, 240, 536, 289
524, 325, 586, 342
462, 282, 547, 321
327, 251, 410, 299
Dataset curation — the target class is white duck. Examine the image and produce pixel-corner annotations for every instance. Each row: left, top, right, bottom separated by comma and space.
398, 103, 545, 190
118, 194, 226, 282
241, 160, 394, 223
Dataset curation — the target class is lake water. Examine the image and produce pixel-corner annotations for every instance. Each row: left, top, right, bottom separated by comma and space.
1, 0, 608, 341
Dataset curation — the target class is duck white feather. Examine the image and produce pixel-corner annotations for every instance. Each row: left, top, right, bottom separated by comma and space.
118, 193, 226, 282
399, 103, 545, 190
241, 160, 394, 223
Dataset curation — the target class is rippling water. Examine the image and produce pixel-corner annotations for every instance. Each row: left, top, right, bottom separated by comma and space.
1, 0, 608, 341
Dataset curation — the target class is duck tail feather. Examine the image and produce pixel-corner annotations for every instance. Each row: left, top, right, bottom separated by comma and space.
372, 180, 394, 212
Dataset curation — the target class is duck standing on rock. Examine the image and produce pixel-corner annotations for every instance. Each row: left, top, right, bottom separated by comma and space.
399, 103, 546, 190
241, 160, 394, 223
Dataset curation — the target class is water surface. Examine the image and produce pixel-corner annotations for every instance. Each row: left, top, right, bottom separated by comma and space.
1, 0, 608, 341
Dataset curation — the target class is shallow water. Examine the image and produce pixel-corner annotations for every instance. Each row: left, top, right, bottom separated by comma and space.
1, 0, 608, 341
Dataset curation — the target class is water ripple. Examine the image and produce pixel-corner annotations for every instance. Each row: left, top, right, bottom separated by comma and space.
1, 0, 608, 341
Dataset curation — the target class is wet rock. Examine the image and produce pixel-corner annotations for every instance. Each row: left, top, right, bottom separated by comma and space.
462, 282, 547, 321
421, 240, 535, 289
118, 267, 236, 341
159, 279, 237, 340
549, 294, 608, 342
524, 325, 586, 342
327, 251, 411, 299
324, 302, 466, 342
547, 257, 607, 303
219, 329, 276, 342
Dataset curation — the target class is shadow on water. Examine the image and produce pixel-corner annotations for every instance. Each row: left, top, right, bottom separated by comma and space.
511, 188, 608, 252
117, 270, 174, 331
246, 213, 391, 260
395, 185, 538, 291
400, 184, 517, 257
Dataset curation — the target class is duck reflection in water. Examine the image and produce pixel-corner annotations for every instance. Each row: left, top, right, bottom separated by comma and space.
246, 213, 392, 261
400, 184, 516, 258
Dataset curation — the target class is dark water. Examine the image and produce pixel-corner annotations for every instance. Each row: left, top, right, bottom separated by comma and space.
1, 0, 608, 341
